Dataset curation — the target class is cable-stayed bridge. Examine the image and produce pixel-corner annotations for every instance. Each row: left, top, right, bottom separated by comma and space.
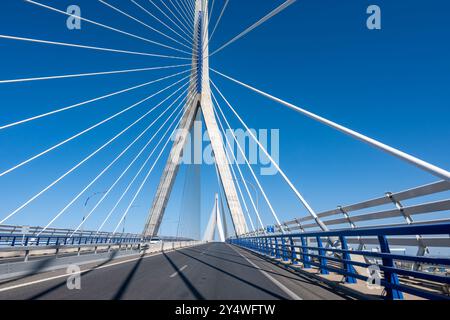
0, 0, 449, 301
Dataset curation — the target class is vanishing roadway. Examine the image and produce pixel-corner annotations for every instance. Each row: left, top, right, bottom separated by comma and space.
0, 243, 348, 300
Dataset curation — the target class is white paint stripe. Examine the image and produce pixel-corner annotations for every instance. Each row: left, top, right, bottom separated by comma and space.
230, 245, 303, 300
0, 244, 203, 293
169, 265, 188, 278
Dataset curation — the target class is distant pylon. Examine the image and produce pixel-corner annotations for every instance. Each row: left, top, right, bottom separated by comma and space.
143, 0, 248, 238
203, 193, 226, 242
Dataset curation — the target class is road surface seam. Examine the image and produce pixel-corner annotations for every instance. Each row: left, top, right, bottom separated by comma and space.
229, 245, 303, 300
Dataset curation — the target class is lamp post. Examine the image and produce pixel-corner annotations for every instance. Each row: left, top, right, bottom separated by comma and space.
82, 191, 107, 233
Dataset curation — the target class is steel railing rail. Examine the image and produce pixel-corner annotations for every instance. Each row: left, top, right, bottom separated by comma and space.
249, 180, 450, 235
230, 222, 450, 300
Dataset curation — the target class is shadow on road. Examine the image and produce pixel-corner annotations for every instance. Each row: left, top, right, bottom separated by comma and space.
29, 250, 120, 300
163, 251, 205, 300
177, 250, 287, 300
184, 247, 314, 284
112, 254, 145, 300
0, 256, 55, 287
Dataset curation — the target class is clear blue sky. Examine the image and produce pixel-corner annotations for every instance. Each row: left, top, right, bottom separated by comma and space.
0, 0, 449, 236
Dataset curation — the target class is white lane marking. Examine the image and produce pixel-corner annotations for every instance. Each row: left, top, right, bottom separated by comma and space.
0, 244, 205, 293
229, 245, 303, 300
169, 265, 188, 278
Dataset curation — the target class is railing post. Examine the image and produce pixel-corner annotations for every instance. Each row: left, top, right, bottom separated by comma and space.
274, 237, 281, 259
377, 235, 403, 300
269, 237, 275, 257
339, 236, 356, 283
281, 237, 289, 262
300, 236, 311, 268
290, 236, 298, 265
316, 236, 329, 275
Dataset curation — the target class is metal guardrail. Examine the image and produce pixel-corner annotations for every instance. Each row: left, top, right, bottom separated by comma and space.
0, 224, 140, 247
248, 180, 450, 252
230, 223, 450, 300
0, 225, 193, 248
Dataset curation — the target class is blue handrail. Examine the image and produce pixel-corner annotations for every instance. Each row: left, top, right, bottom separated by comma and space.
229, 222, 450, 300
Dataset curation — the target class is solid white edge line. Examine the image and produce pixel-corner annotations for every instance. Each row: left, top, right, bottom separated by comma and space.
229, 244, 303, 300
0, 244, 202, 293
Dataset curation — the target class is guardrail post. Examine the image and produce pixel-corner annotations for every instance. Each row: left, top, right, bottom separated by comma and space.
300, 236, 311, 268
339, 236, 356, 283
274, 237, 281, 259
269, 237, 275, 257
281, 237, 289, 262
264, 237, 269, 255
377, 235, 403, 300
290, 236, 298, 265
11, 236, 16, 247
316, 236, 329, 275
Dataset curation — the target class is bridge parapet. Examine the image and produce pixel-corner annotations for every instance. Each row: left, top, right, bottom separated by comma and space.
230, 222, 450, 300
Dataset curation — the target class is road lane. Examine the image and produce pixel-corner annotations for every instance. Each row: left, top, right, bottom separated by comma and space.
0, 243, 347, 300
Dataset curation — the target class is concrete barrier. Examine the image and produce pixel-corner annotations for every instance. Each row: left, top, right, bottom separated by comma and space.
0, 240, 204, 281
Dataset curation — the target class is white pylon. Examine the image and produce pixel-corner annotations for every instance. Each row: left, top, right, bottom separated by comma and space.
143, 0, 248, 238
203, 193, 226, 242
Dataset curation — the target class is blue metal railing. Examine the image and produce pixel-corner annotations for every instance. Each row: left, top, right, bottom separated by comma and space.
0, 233, 142, 248
229, 222, 450, 300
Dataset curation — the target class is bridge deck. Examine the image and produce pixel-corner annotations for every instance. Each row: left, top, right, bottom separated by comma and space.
0, 243, 347, 300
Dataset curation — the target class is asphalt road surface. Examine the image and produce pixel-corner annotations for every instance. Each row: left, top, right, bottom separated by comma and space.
0, 243, 349, 300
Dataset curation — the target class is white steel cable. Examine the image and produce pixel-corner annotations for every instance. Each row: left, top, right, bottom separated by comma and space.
217, 119, 257, 232
211, 80, 328, 231
212, 92, 264, 231
98, 0, 192, 51
0, 73, 191, 177
211, 69, 450, 182
111, 125, 177, 234
200, 0, 215, 54
96, 85, 197, 232
184, 0, 195, 14
160, 0, 194, 37
179, 0, 194, 23
168, 0, 193, 33
26, 0, 191, 56
204, 0, 228, 52
209, 0, 296, 57
147, 0, 194, 42
0, 34, 190, 60
0, 63, 189, 85
70, 88, 192, 236
210, 89, 284, 232
110, 93, 196, 234
0, 80, 191, 225
0, 68, 190, 130
40, 85, 191, 235
130, 0, 192, 46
